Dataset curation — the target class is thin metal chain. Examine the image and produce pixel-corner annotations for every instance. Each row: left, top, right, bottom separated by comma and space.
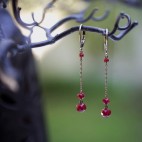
80, 47, 83, 92
104, 29, 108, 98
104, 60, 108, 98
79, 25, 85, 92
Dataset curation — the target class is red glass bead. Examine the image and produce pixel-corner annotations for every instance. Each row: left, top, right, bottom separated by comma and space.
77, 92, 85, 100
104, 57, 109, 63
76, 103, 86, 112
102, 98, 110, 104
79, 51, 84, 58
101, 108, 111, 117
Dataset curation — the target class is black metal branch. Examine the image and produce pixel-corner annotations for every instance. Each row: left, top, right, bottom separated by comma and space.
12, 3, 106, 30
108, 12, 138, 40
50, 8, 109, 33
91, 10, 110, 21
16, 12, 138, 51
12, 0, 37, 29
12, 0, 59, 29
10, 0, 138, 51
11, 0, 111, 44
109, 12, 132, 35
11, 0, 110, 30
18, 26, 104, 49
38, 0, 57, 24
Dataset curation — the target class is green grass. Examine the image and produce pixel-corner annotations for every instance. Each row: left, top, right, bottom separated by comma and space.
41, 79, 142, 142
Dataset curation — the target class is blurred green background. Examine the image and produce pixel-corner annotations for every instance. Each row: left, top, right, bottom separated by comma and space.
15, 0, 142, 142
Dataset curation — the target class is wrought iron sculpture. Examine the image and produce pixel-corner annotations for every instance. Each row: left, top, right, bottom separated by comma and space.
12, 0, 138, 49
0, 0, 138, 142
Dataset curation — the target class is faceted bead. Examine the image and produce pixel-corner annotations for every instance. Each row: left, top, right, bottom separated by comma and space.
104, 57, 109, 63
79, 51, 84, 59
101, 108, 111, 117
102, 98, 110, 104
77, 92, 85, 100
76, 103, 86, 112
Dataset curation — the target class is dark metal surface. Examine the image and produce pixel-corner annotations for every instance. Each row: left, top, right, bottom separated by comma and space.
0, 8, 47, 142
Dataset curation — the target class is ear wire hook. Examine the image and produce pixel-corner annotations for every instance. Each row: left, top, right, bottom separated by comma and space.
104, 29, 108, 57
79, 24, 86, 47
104, 29, 108, 47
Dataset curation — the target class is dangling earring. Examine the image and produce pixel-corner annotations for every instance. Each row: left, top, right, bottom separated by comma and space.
76, 24, 87, 112
101, 29, 111, 117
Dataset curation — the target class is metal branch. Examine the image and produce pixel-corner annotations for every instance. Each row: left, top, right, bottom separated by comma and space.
17, 25, 104, 49
16, 12, 138, 51
12, 0, 37, 29
38, 0, 57, 24
11, 0, 138, 50
50, 8, 97, 32
50, 8, 110, 33
11, 0, 58, 29
91, 10, 110, 21
108, 12, 138, 40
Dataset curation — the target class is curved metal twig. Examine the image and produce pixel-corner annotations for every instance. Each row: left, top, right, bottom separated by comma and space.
109, 13, 131, 36
38, 0, 57, 24
108, 12, 138, 40
91, 10, 110, 21
12, 0, 37, 29
11, 0, 58, 29
109, 22, 138, 40
50, 8, 98, 32
49, 8, 109, 34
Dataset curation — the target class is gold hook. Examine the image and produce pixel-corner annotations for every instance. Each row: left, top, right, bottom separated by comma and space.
79, 24, 85, 47
104, 29, 108, 57
104, 29, 108, 46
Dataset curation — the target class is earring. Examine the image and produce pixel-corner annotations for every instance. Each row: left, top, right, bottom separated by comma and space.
76, 24, 87, 112
101, 29, 111, 117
